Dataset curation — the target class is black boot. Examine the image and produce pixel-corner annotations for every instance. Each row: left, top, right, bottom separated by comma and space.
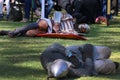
0, 30, 10, 35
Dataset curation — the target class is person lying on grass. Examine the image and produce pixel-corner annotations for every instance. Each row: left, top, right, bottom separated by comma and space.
40, 43, 119, 80
0, 11, 80, 37
40, 43, 96, 80
0, 18, 50, 37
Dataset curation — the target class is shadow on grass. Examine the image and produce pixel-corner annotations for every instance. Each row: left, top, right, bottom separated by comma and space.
109, 18, 120, 26
1, 54, 40, 64
0, 64, 46, 78
0, 21, 27, 28
96, 73, 120, 80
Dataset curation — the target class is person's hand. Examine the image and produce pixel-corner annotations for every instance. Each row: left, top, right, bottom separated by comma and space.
53, 22, 60, 33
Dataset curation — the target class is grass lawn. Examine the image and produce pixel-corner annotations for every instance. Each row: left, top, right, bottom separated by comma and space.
0, 15, 120, 80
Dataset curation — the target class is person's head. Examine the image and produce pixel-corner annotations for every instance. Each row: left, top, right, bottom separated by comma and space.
38, 19, 49, 33
95, 59, 119, 74
78, 24, 90, 34
47, 59, 69, 79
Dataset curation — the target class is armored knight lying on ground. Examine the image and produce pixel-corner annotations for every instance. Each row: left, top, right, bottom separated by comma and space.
40, 43, 119, 80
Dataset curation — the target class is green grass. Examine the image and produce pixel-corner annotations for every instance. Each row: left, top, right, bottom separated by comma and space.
0, 15, 120, 80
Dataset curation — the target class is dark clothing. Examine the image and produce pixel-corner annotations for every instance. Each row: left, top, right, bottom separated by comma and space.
72, 0, 101, 23
53, 0, 74, 10
18, 0, 37, 19
55, 0, 102, 24
0, 22, 39, 37
57, 0, 74, 9
40, 43, 95, 78
9, 22, 39, 36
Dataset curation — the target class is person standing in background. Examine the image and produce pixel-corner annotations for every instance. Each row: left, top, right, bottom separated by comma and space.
0, 0, 10, 20
39, 0, 54, 18
20, 0, 40, 22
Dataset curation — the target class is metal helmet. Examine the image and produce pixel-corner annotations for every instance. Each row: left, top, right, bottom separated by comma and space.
48, 59, 69, 78
78, 24, 90, 34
